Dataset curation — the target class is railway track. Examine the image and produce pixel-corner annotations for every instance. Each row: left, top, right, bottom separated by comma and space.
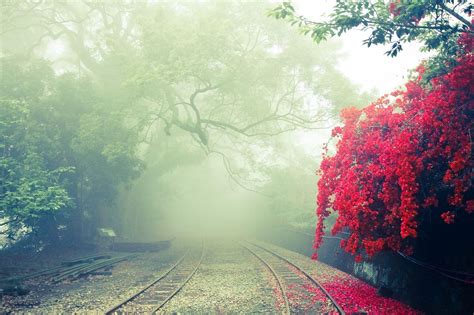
243, 241, 345, 315
106, 242, 204, 314
51, 254, 138, 283
1, 253, 137, 285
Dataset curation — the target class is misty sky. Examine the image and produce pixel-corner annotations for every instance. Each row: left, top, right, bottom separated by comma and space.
293, 0, 430, 94
41, 1, 429, 95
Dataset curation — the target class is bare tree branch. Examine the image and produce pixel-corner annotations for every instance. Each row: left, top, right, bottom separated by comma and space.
439, 2, 473, 29
209, 150, 270, 197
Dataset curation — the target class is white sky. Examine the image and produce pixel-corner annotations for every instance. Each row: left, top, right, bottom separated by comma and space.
289, 0, 432, 161
292, 0, 431, 95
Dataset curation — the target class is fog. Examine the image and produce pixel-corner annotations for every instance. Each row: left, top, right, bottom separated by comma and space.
0, 0, 422, 247
122, 155, 266, 240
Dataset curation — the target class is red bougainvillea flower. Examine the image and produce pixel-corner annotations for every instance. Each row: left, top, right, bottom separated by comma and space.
388, 1, 401, 17
314, 35, 473, 259
440, 211, 455, 224
301, 256, 422, 314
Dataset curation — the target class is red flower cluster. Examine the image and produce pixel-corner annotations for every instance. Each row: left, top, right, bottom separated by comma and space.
294, 250, 422, 314
388, 0, 422, 24
314, 41, 473, 259
440, 211, 455, 224
322, 274, 421, 314
388, 1, 401, 17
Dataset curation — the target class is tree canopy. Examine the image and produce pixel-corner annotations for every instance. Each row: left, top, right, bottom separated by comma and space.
0, 1, 368, 247
270, 0, 473, 80
270, 1, 473, 260
315, 50, 473, 260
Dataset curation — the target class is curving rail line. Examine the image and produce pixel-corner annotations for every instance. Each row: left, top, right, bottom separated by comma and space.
241, 243, 291, 314
243, 241, 345, 315
106, 242, 204, 314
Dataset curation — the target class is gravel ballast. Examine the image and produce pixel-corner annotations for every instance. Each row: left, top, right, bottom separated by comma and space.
1, 242, 187, 313
161, 240, 277, 313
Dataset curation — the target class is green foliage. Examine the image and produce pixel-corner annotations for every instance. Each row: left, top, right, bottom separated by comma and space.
270, 0, 473, 78
262, 165, 316, 229
0, 99, 72, 241
0, 56, 142, 246
1, 1, 373, 246
119, 1, 370, 141
72, 111, 142, 205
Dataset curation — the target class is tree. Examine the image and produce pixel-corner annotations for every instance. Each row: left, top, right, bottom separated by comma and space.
1, 1, 370, 246
0, 88, 72, 243
313, 36, 473, 261
270, 0, 473, 80
1, 1, 370, 144
127, 2, 370, 146
269, 1, 474, 260
0, 56, 142, 247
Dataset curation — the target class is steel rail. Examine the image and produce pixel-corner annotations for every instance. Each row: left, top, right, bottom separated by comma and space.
241, 243, 291, 315
152, 241, 205, 313
1, 253, 121, 283
106, 242, 204, 315
248, 241, 345, 315
52, 254, 137, 283
105, 252, 188, 314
